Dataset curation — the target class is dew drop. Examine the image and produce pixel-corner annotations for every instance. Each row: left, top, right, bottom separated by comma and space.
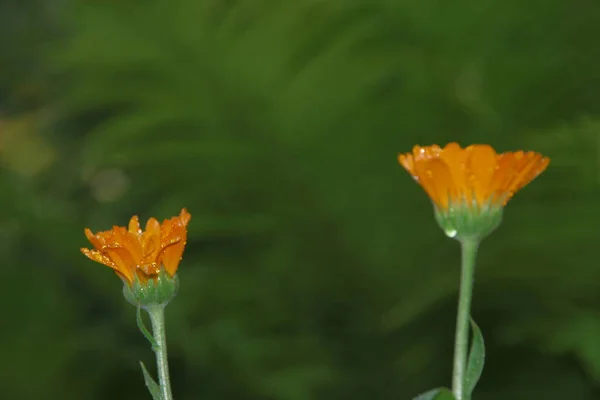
445, 228, 458, 238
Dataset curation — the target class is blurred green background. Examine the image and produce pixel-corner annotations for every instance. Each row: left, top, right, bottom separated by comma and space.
1, 0, 600, 399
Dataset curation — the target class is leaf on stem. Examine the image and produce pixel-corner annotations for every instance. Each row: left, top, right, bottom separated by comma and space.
413, 387, 456, 400
464, 318, 485, 397
140, 361, 163, 400
137, 306, 159, 351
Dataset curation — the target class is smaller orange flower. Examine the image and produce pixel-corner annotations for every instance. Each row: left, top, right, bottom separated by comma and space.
81, 208, 191, 285
398, 143, 550, 210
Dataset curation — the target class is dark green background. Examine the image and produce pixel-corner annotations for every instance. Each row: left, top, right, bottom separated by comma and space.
1, 1, 599, 399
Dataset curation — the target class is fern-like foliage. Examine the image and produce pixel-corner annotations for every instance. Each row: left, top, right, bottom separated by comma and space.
1, 0, 598, 398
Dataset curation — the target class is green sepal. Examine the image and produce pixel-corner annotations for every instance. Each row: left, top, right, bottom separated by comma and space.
140, 361, 163, 400
434, 198, 503, 241
413, 388, 456, 400
123, 268, 179, 308
464, 318, 485, 397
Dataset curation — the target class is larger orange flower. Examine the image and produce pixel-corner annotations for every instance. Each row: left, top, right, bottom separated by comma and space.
398, 143, 549, 210
81, 208, 191, 285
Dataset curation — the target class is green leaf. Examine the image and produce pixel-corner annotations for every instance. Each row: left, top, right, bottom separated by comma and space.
413, 387, 456, 400
136, 306, 159, 351
140, 361, 163, 400
464, 318, 485, 397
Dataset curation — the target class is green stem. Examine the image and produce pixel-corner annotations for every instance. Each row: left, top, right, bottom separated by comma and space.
146, 305, 173, 400
452, 238, 479, 400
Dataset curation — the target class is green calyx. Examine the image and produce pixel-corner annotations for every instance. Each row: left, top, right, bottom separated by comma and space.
122, 268, 179, 308
434, 199, 504, 242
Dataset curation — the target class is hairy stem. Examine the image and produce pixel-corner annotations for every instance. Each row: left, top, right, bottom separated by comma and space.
452, 238, 479, 400
147, 305, 173, 400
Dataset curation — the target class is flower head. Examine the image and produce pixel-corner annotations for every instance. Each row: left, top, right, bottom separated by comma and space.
81, 208, 191, 285
398, 143, 549, 240
399, 143, 549, 210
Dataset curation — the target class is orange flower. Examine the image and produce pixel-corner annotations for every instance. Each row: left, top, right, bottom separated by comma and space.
398, 143, 549, 210
81, 208, 191, 285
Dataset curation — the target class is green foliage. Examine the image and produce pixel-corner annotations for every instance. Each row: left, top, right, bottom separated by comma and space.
1, 0, 600, 399
137, 307, 159, 352
414, 388, 456, 400
465, 319, 485, 398
140, 361, 162, 400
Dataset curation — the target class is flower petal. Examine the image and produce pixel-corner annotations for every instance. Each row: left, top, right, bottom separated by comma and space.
81, 248, 115, 269
466, 144, 497, 206
422, 158, 455, 209
142, 217, 161, 261
503, 152, 550, 199
178, 208, 192, 225
161, 239, 186, 276
85, 228, 106, 250
440, 142, 470, 203
128, 215, 142, 236
105, 246, 136, 282
159, 209, 191, 276
398, 153, 415, 177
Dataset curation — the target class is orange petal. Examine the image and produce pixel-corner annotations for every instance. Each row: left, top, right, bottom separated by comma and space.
399, 145, 444, 180
82, 247, 134, 284
504, 152, 549, 195
158, 208, 191, 275
129, 215, 142, 236
490, 152, 516, 201
115, 227, 143, 266
178, 208, 192, 225
84, 228, 107, 250
112, 269, 134, 285
440, 143, 470, 203
398, 153, 416, 178
161, 239, 186, 276
159, 218, 174, 240
500, 153, 535, 197
422, 158, 455, 209
515, 153, 550, 190
410, 157, 438, 203
105, 248, 132, 273
414, 145, 442, 162
81, 248, 115, 269
142, 217, 161, 261
145, 217, 161, 235
104, 241, 137, 282
466, 144, 497, 206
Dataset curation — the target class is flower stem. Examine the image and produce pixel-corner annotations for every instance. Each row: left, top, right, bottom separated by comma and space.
146, 305, 173, 400
452, 238, 479, 400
